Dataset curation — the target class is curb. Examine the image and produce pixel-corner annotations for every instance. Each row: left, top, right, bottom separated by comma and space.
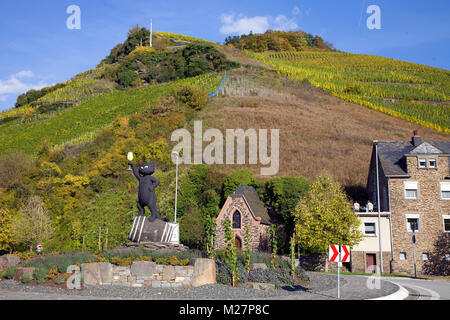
368, 282, 409, 300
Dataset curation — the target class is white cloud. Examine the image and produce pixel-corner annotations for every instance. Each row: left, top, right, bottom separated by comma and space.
0, 71, 49, 103
219, 9, 300, 35
220, 14, 270, 35
14, 70, 35, 79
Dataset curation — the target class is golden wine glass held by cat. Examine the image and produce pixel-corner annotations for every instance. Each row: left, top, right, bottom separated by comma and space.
127, 152, 133, 170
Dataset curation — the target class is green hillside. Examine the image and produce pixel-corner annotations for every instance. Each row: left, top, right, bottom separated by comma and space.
248, 51, 450, 133
0, 73, 222, 155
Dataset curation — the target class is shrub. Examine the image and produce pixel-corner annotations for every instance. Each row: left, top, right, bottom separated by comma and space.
33, 267, 48, 284
155, 257, 167, 265
173, 84, 207, 110
110, 257, 133, 266
54, 277, 65, 285
215, 260, 248, 285
0, 270, 5, 279
20, 274, 32, 284
5, 266, 17, 279
139, 256, 153, 262
167, 256, 179, 266
47, 266, 59, 280
248, 268, 296, 288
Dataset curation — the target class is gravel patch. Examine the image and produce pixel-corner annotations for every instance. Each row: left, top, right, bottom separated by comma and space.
0, 272, 341, 300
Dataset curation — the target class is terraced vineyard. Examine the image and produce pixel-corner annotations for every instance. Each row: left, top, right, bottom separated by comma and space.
0, 72, 223, 155
248, 51, 450, 133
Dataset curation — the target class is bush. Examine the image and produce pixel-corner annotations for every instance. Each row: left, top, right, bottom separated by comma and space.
248, 268, 296, 288
5, 266, 17, 279
110, 257, 133, 266
47, 266, 59, 280
33, 267, 48, 284
24, 251, 96, 274
0, 270, 5, 279
155, 257, 167, 265
54, 277, 65, 285
173, 84, 208, 110
20, 274, 31, 284
215, 259, 248, 285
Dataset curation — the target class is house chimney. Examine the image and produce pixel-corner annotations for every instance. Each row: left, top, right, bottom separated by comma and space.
412, 130, 422, 146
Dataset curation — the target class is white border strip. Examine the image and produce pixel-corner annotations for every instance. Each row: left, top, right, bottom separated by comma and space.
137, 217, 146, 242
369, 282, 409, 300
129, 216, 138, 239
133, 216, 142, 241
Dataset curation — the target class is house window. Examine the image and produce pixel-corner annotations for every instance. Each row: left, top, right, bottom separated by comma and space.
364, 222, 376, 236
399, 252, 407, 260
406, 216, 420, 232
422, 253, 429, 261
428, 159, 437, 168
404, 181, 418, 199
440, 183, 450, 200
443, 215, 450, 232
418, 159, 427, 168
232, 210, 241, 229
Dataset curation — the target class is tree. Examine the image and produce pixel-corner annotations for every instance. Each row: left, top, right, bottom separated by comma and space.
293, 175, 362, 253
0, 208, 13, 252
223, 169, 256, 200
12, 196, 54, 251
179, 206, 205, 249
263, 176, 309, 252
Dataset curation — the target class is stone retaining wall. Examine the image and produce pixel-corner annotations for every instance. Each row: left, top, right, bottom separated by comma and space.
81, 258, 215, 288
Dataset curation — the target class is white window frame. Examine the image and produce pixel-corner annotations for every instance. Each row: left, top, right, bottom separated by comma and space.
363, 222, 377, 236
399, 252, 407, 260
406, 214, 420, 232
404, 181, 419, 199
440, 182, 450, 200
418, 159, 427, 168
443, 215, 450, 233
428, 159, 437, 168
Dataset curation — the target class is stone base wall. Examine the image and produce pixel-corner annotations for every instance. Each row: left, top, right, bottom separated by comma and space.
81, 258, 215, 288
299, 253, 327, 272
109, 264, 193, 288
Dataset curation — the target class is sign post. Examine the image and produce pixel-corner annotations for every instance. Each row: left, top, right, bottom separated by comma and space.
329, 244, 350, 299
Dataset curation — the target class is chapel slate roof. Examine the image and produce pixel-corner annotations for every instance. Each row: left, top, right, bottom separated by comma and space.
231, 184, 271, 224
376, 140, 450, 177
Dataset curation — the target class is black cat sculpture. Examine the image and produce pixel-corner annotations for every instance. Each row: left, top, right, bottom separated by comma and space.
128, 160, 168, 222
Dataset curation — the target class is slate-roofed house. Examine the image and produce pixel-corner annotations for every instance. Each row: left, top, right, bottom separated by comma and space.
215, 185, 271, 251
363, 130, 450, 274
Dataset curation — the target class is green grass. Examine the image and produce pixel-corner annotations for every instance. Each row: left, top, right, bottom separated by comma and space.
0, 73, 222, 155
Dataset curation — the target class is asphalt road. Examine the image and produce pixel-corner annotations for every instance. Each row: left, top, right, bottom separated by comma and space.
386, 277, 450, 300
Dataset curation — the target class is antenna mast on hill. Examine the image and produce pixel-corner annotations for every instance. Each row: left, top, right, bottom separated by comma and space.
150, 19, 153, 47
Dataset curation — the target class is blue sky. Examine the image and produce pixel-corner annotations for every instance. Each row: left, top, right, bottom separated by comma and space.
0, 0, 449, 111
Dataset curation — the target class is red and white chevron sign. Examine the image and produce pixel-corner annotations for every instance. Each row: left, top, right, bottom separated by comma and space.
329, 245, 351, 262
341, 245, 350, 262
329, 244, 340, 262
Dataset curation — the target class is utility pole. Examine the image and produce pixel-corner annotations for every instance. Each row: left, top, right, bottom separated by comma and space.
375, 141, 384, 274
150, 19, 153, 47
